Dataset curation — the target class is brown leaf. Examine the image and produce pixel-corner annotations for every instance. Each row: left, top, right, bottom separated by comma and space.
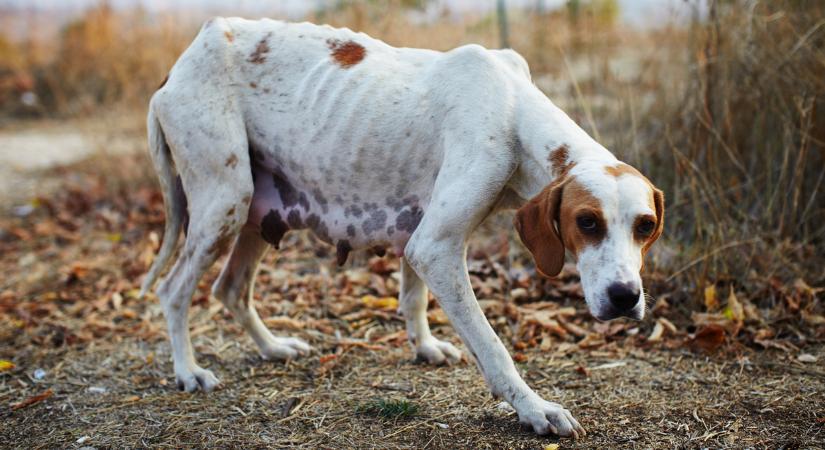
704, 284, 718, 311
688, 325, 726, 353
12, 389, 54, 410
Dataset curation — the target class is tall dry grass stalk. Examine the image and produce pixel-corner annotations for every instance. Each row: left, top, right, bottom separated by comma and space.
641, 0, 825, 294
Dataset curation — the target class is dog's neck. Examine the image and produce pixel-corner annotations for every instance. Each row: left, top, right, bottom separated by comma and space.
510, 83, 618, 200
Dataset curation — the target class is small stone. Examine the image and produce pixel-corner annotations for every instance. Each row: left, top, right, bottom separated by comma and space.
510, 288, 528, 301
798, 353, 817, 363
87, 386, 107, 394
33, 368, 46, 380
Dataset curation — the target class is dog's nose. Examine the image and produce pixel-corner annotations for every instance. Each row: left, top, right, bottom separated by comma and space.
607, 282, 640, 311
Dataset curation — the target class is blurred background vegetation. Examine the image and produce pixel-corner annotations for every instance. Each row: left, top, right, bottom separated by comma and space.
0, 0, 822, 315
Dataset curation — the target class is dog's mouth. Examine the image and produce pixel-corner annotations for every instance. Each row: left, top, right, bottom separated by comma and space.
591, 304, 644, 322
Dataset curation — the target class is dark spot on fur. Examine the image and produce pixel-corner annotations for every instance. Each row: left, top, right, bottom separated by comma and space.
305, 213, 320, 230
315, 220, 331, 243
208, 233, 232, 256
372, 246, 386, 257
272, 169, 300, 208
248, 33, 271, 64
225, 153, 239, 168
312, 188, 329, 212
362, 209, 387, 235
249, 82, 257, 89
261, 209, 288, 248
287, 210, 303, 228
336, 240, 352, 266
226, 206, 235, 217
396, 206, 423, 234
298, 192, 310, 211
386, 225, 395, 236
346, 224, 356, 237
327, 39, 366, 68
348, 204, 363, 218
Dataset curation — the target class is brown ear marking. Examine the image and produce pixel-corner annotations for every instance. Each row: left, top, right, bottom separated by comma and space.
645, 188, 665, 254
514, 178, 568, 278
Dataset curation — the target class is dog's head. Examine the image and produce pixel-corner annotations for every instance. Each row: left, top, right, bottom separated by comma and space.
514, 160, 664, 321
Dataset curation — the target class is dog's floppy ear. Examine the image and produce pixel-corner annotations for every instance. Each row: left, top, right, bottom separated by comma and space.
514, 180, 566, 278
643, 187, 665, 257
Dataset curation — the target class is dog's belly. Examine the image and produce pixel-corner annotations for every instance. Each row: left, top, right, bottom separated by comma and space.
247, 162, 429, 262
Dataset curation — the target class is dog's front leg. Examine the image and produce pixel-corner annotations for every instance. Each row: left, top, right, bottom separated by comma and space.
404, 160, 584, 438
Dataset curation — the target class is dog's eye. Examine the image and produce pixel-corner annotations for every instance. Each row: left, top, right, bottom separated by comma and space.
576, 215, 597, 233
636, 219, 656, 236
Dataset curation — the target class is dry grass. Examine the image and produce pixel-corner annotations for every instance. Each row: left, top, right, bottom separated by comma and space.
3, 333, 823, 448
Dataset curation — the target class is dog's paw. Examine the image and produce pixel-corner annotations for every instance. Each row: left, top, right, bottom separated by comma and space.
175, 366, 220, 393
414, 337, 463, 365
516, 398, 585, 439
259, 337, 312, 361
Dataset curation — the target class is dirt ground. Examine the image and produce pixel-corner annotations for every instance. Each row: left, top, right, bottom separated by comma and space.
0, 122, 823, 449
2, 330, 823, 448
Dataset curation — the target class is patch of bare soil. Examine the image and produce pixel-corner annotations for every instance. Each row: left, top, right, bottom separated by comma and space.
2, 336, 823, 448
1, 149, 823, 449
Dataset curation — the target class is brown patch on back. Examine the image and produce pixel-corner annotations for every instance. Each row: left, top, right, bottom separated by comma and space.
224, 30, 234, 42
248, 34, 271, 64
225, 154, 239, 168
327, 39, 366, 68
548, 144, 571, 174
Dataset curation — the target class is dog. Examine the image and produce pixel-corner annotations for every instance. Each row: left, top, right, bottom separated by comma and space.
140, 18, 664, 439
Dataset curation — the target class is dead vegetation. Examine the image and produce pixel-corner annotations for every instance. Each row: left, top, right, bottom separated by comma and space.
1, 0, 824, 447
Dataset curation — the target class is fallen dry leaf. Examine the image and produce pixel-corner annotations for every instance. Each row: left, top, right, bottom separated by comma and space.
319, 354, 337, 364
704, 284, 718, 311
688, 325, 726, 353
0, 360, 15, 372
12, 389, 53, 410
361, 295, 398, 310
647, 320, 665, 342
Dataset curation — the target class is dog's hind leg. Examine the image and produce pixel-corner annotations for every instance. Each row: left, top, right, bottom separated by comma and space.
399, 258, 462, 365
152, 102, 254, 392
211, 228, 311, 360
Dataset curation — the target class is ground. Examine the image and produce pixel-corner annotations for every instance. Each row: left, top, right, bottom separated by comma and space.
0, 119, 823, 449
3, 332, 824, 448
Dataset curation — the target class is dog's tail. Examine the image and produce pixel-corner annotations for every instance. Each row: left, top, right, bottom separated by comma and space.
139, 105, 186, 299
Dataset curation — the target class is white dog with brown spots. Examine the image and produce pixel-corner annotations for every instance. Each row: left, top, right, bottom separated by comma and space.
140, 17, 664, 439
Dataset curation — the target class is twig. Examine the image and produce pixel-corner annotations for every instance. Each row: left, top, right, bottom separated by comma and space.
666, 239, 760, 282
